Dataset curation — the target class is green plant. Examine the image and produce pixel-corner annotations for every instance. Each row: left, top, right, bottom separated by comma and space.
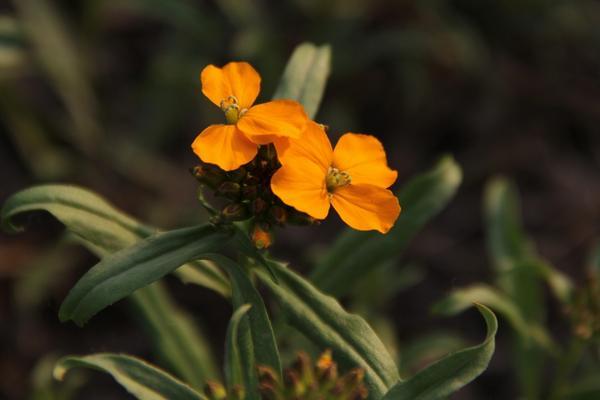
2, 42, 498, 400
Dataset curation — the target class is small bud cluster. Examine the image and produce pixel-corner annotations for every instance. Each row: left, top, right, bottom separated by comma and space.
191, 144, 320, 249
258, 350, 368, 400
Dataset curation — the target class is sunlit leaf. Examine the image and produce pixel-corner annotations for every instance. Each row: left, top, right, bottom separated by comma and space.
312, 155, 462, 297
272, 42, 331, 119
257, 260, 399, 398
382, 304, 497, 400
54, 354, 207, 400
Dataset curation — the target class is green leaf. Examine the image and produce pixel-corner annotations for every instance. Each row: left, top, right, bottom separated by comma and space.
224, 304, 252, 390
130, 282, 219, 388
272, 42, 331, 119
257, 260, 399, 398
2, 185, 223, 385
432, 284, 554, 351
205, 254, 281, 377
1, 184, 230, 297
312, 155, 462, 297
485, 177, 573, 303
484, 177, 567, 398
54, 353, 207, 400
398, 333, 467, 377
59, 224, 232, 326
382, 304, 497, 400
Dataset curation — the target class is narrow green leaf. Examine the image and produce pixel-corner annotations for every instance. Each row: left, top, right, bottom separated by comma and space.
59, 224, 232, 326
67, 222, 220, 388
272, 42, 331, 119
257, 260, 399, 398
205, 254, 281, 377
130, 282, 219, 388
398, 333, 467, 377
1, 184, 231, 296
433, 284, 554, 351
485, 177, 573, 303
382, 304, 497, 400
485, 177, 568, 398
54, 353, 207, 400
225, 304, 252, 390
2, 185, 223, 384
312, 155, 462, 297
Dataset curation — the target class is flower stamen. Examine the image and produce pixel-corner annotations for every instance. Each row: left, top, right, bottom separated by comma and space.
220, 95, 247, 124
326, 167, 351, 193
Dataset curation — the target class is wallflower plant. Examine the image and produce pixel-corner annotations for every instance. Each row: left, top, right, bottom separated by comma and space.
1, 43, 502, 400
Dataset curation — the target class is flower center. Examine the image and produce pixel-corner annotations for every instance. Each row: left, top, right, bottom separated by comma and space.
326, 167, 351, 192
220, 96, 247, 124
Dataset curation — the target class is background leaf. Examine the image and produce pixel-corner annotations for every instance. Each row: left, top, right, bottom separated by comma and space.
311, 155, 462, 297
58, 224, 232, 326
1, 184, 230, 296
2, 185, 223, 386
54, 353, 207, 400
381, 304, 497, 400
485, 177, 558, 398
257, 260, 399, 399
272, 42, 331, 119
433, 284, 554, 351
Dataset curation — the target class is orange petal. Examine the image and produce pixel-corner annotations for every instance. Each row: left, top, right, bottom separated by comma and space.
191, 124, 257, 171
273, 121, 333, 170
200, 62, 261, 109
237, 100, 308, 144
332, 133, 397, 188
331, 184, 401, 233
271, 163, 330, 220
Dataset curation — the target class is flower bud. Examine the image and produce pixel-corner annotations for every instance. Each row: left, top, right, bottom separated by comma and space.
251, 224, 273, 249
227, 167, 247, 182
242, 184, 258, 199
269, 206, 287, 225
216, 181, 241, 199
190, 164, 225, 189
221, 203, 249, 221
252, 197, 268, 215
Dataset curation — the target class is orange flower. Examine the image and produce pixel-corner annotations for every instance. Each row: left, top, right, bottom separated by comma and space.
192, 62, 308, 171
271, 122, 401, 233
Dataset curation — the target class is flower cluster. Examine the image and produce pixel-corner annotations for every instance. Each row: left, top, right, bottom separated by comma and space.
192, 62, 401, 246
202, 350, 368, 400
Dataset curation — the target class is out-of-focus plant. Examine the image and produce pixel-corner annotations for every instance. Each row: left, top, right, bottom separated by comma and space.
435, 177, 600, 400
1, 42, 499, 399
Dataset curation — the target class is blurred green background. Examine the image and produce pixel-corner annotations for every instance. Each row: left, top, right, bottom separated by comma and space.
1, 0, 599, 399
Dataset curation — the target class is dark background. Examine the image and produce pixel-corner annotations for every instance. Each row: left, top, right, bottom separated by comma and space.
1, 0, 599, 398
